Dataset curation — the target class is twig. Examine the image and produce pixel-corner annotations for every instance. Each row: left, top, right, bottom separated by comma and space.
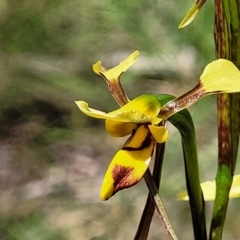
144, 169, 179, 240
134, 143, 165, 240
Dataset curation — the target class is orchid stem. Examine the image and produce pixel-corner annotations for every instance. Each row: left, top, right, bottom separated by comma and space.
134, 143, 165, 240
144, 168, 178, 240
134, 195, 154, 240
210, 0, 240, 239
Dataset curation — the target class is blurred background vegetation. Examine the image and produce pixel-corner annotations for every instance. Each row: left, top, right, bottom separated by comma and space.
0, 0, 239, 239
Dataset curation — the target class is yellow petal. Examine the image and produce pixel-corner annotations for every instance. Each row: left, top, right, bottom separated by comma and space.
92, 61, 107, 75
75, 100, 144, 123
76, 94, 162, 124
177, 174, 240, 201
148, 125, 169, 143
200, 59, 240, 94
105, 119, 137, 137
77, 101, 137, 137
177, 181, 216, 201
100, 125, 155, 200
228, 174, 240, 199
75, 96, 161, 124
179, 0, 207, 28
108, 94, 162, 124
75, 101, 111, 120
92, 51, 139, 82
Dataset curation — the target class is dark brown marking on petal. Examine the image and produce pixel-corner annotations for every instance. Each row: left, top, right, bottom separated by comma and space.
123, 128, 136, 145
131, 128, 137, 135
112, 164, 138, 192
122, 132, 152, 151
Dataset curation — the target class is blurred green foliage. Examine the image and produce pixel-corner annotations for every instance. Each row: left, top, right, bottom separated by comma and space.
0, 0, 238, 239
0, 213, 66, 240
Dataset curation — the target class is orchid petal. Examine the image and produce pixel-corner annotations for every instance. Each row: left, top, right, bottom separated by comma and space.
76, 94, 162, 124
159, 59, 240, 119
200, 59, 240, 94
177, 174, 240, 201
105, 119, 137, 137
93, 51, 139, 82
75, 101, 111, 120
92, 61, 107, 75
179, 0, 207, 28
108, 94, 162, 124
177, 181, 215, 201
148, 125, 169, 143
228, 175, 240, 199
100, 125, 155, 200
92, 51, 139, 106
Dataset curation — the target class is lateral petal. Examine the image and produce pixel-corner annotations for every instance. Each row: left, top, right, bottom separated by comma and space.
148, 125, 169, 143
178, 0, 207, 28
200, 59, 240, 94
76, 94, 162, 124
177, 174, 240, 201
100, 125, 155, 200
75, 101, 111, 120
105, 119, 137, 137
92, 61, 106, 75
92, 51, 139, 82
108, 94, 162, 124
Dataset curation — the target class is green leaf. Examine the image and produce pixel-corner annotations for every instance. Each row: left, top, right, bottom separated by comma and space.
157, 94, 207, 240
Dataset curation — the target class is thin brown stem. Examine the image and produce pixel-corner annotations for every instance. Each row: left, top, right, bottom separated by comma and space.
144, 169, 179, 240
134, 143, 165, 240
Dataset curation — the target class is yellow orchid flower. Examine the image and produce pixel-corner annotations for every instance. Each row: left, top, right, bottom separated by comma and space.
177, 174, 240, 201
75, 94, 169, 200
76, 51, 169, 200
76, 50, 240, 202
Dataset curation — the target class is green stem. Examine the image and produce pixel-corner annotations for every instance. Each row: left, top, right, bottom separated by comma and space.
210, 0, 240, 239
